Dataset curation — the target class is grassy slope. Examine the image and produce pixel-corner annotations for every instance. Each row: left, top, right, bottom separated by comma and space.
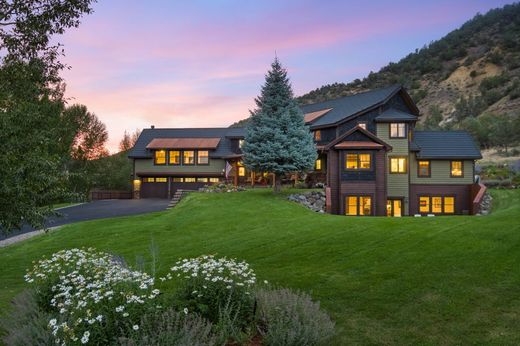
1, 189, 519, 345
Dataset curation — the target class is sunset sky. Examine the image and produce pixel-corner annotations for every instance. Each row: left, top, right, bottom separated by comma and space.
59, 0, 512, 152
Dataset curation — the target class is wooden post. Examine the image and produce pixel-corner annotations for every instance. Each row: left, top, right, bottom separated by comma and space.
234, 161, 238, 187
251, 171, 255, 188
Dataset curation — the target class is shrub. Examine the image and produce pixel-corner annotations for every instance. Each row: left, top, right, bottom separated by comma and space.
200, 183, 246, 193
118, 308, 219, 346
160, 255, 256, 340
256, 288, 335, 346
25, 248, 160, 345
1, 290, 54, 346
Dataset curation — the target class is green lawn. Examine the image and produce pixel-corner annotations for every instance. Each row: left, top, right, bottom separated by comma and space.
1, 189, 520, 345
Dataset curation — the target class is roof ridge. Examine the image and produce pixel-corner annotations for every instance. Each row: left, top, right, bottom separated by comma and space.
300, 84, 401, 108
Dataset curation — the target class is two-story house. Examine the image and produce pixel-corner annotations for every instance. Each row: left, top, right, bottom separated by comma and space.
128, 84, 484, 216
301, 84, 483, 216
128, 127, 245, 198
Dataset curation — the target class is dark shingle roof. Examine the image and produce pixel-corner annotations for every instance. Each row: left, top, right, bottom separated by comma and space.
375, 108, 417, 122
413, 131, 482, 159
128, 127, 245, 159
300, 84, 402, 128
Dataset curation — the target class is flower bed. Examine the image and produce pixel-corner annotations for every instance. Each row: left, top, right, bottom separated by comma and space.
4, 248, 335, 345
199, 183, 246, 193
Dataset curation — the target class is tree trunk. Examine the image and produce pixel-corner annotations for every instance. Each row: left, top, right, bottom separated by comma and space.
273, 173, 282, 193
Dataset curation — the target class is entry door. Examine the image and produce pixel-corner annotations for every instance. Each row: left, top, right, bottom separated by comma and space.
386, 199, 402, 217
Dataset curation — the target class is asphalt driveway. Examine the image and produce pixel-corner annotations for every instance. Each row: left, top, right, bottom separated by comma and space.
1, 199, 170, 241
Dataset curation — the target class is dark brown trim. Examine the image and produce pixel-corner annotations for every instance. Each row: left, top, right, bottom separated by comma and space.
389, 123, 407, 139
388, 155, 408, 174
324, 125, 392, 151
417, 160, 431, 178
450, 160, 464, 178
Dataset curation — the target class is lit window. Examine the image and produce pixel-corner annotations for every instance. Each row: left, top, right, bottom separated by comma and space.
359, 154, 371, 169
154, 150, 166, 165
390, 157, 407, 173
155, 177, 167, 183
358, 122, 367, 130
238, 167, 245, 177
345, 196, 371, 216
172, 177, 183, 182
183, 151, 195, 165
419, 196, 430, 213
346, 196, 358, 216
197, 150, 209, 165
432, 197, 442, 213
418, 160, 430, 177
209, 177, 220, 183
238, 139, 245, 149
451, 161, 463, 177
315, 159, 322, 170
184, 177, 196, 182
197, 177, 208, 182
143, 177, 155, 183
444, 197, 455, 213
169, 150, 180, 165
345, 153, 371, 170
390, 123, 406, 138
314, 130, 321, 141
359, 196, 372, 216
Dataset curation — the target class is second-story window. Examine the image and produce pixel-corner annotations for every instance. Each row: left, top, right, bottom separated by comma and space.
358, 122, 367, 130
390, 157, 407, 173
154, 150, 166, 165
183, 150, 195, 165
198, 150, 209, 164
345, 153, 371, 170
390, 123, 406, 138
450, 161, 463, 177
314, 130, 321, 141
239, 139, 244, 148
418, 160, 430, 177
169, 150, 180, 165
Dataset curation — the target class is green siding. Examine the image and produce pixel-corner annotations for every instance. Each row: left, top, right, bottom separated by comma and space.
134, 158, 225, 175
377, 123, 410, 215
410, 156, 474, 184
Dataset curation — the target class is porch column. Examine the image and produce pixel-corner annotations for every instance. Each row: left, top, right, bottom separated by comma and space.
234, 161, 238, 187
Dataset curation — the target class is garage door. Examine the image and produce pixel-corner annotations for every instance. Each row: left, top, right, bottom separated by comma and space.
141, 177, 168, 198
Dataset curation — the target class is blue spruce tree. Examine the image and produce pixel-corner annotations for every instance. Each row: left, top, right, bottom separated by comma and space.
243, 58, 317, 192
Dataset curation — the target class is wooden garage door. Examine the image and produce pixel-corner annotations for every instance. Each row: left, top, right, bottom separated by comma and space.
141, 177, 168, 198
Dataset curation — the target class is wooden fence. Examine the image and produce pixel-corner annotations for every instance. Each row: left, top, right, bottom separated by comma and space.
90, 190, 132, 200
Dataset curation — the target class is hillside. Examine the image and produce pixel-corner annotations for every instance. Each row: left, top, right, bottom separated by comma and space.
1, 189, 520, 344
298, 4, 520, 128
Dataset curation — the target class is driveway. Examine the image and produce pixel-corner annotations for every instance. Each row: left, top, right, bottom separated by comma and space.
0, 199, 170, 241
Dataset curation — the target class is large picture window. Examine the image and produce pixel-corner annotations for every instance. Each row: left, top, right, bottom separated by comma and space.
345, 153, 371, 170
183, 150, 195, 165
390, 157, 407, 173
419, 196, 455, 214
154, 150, 166, 165
197, 150, 209, 165
390, 123, 406, 138
345, 196, 372, 216
450, 161, 463, 177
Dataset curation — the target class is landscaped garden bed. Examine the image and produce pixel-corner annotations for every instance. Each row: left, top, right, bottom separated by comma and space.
3, 248, 334, 345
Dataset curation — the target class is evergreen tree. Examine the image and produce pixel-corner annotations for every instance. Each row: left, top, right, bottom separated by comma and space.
243, 58, 316, 193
